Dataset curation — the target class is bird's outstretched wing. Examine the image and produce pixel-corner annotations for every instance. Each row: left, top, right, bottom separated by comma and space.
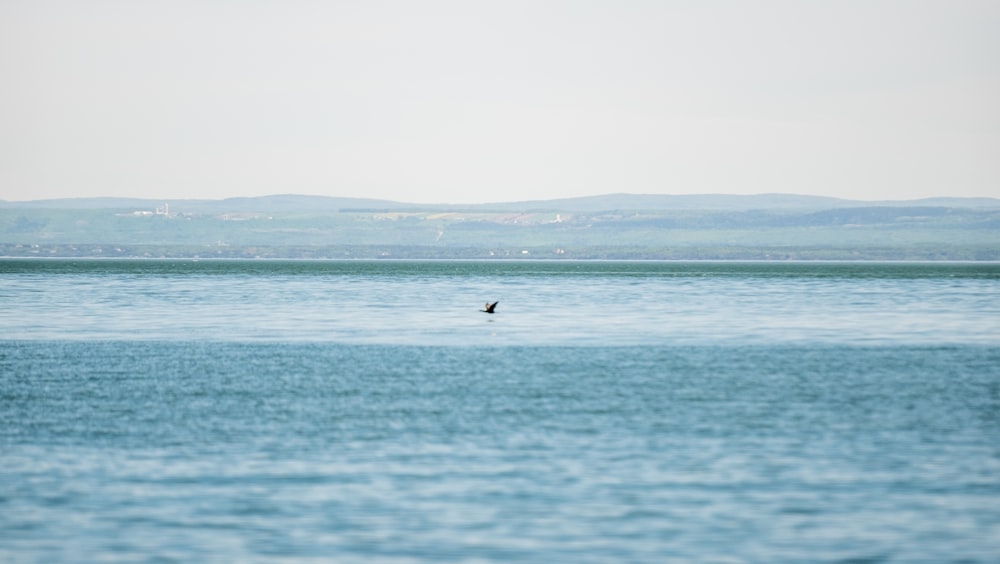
482, 301, 498, 313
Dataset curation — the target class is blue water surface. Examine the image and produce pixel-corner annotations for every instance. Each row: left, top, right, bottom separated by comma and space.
2, 260, 999, 562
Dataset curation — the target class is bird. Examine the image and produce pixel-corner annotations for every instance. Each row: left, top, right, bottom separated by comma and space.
481, 301, 498, 314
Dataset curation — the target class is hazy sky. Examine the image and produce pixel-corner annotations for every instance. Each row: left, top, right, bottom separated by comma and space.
1, 0, 998, 203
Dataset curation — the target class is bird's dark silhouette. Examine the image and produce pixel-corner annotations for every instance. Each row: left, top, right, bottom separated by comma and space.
481, 301, 498, 314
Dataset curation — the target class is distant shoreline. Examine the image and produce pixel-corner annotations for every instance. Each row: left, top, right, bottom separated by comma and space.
3, 193, 997, 262
2, 247, 998, 262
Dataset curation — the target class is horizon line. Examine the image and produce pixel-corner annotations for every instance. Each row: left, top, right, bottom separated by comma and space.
3, 191, 999, 206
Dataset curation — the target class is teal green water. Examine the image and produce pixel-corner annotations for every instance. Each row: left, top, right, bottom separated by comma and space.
2, 260, 999, 562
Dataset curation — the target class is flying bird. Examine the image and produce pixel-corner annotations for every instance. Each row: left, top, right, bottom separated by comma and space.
481, 301, 498, 314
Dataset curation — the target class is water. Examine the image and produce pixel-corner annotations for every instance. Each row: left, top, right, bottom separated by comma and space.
2, 260, 999, 562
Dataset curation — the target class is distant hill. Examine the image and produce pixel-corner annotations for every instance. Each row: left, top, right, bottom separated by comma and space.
901, 197, 1000, 208
0, 194, 405, 212
3, 193, 998, 213
490, 193, 856, 212
3, 192, 998, 261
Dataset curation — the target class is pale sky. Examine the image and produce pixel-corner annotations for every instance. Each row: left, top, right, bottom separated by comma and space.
1, 0, 998, 203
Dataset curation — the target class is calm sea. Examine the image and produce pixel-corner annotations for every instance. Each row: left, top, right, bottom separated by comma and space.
2, 259, 999, 562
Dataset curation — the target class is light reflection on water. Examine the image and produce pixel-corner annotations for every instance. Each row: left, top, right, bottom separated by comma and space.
1, 260, 997, 345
